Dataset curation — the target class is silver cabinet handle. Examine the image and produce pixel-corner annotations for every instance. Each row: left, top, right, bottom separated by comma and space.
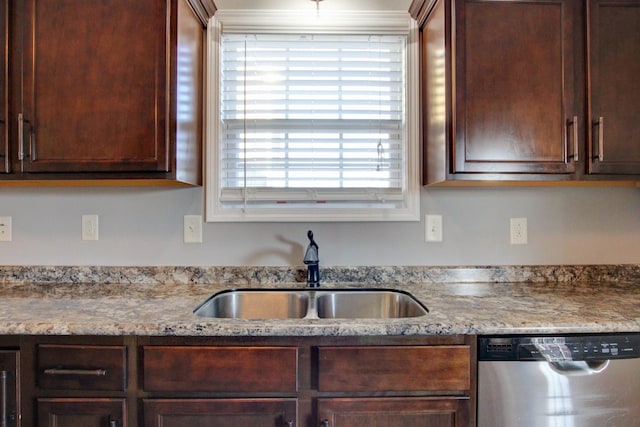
284, 421, 293, 427
43, 368, 107, 376
594, 116, 604, 161
566, 116, 579, 162
1, 371, 7, 427
17, 113, 34, 163
17, 114, 24, 161
320, 420, 329, 427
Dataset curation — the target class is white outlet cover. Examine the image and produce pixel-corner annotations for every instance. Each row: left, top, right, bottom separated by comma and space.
510, 217, 528, 245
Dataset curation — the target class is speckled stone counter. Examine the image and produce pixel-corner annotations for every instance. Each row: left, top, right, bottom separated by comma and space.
0, 265, 639, 336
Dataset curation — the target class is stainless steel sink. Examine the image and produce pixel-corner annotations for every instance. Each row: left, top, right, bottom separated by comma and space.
315, 290, 428, 319
194, 290, 310, 319
194, 288, 428, 320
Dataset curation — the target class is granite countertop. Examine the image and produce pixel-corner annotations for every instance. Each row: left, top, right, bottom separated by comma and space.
0, 264, 639, 336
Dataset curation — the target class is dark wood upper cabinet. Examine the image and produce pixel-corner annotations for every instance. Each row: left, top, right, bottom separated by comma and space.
3, 0, 203, 185
421, 0, 583, 183
588, 0, 640, 175
455, 0, 580, 176
416, 0, 640, 184
21, 0, 169, 174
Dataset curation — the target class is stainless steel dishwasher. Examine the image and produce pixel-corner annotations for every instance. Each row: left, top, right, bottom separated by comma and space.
478, 334, 640, 427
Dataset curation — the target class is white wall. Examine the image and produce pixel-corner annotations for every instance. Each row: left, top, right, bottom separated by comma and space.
0, 185, 639, 266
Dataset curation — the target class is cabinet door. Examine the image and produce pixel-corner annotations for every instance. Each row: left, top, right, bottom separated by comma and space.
454, 0, 581, 175
0, 350, 19, 427
318, 398, 469, 427
37, 398, 126, 427
17, 0, 168, 173
0, 0, 7, 173
588, 0, 640, 174
143, 399, 297, 427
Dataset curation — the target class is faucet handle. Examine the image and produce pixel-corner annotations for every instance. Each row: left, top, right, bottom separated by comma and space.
303, 230, 319, 264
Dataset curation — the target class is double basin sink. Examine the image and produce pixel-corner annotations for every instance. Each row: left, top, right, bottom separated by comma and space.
194, 288, 428, 320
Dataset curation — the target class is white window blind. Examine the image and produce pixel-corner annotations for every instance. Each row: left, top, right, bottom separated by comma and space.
206, 11, 420, 222
220, 33, 405, 203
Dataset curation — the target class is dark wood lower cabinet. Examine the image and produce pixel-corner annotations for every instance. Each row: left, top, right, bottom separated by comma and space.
143, 399, 297, 427
318, 398, 469, 427
0, 350, 19, 427
37, 398, 126, 427
9, 335, 475, 427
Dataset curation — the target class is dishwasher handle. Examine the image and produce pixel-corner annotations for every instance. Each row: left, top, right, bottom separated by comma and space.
549, 360, 609, 376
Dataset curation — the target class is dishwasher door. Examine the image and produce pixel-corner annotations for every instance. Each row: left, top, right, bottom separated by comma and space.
478, 335, 640, 427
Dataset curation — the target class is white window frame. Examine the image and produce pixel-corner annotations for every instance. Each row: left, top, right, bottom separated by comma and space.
205, 10, 420, 222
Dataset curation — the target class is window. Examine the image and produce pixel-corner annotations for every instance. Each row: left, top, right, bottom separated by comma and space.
206, 10, 420, 222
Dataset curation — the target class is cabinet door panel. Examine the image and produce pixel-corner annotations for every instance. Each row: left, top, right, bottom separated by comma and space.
454, 0, 579, 174
318, 346, 470, 393
20, 0, 168, 173
589, 0, 640, 174
0, 350, 19, 427
143, 346, 298, 392
37, 398, 126, 427
143, 399, 297, 427
318, 398, 469, 427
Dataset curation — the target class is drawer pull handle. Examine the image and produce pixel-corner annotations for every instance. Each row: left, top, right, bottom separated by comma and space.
43, 368, 107, 376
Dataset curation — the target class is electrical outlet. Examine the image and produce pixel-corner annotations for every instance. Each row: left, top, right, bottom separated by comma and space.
0, 216, 12, 242
510, 218, 528, 245
184, 215, 203, 243
82, 215, 99, 241
425, 214, 443, 242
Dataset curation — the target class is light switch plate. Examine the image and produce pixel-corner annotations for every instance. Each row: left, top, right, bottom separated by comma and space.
0, 216, 12, 242
82, 215, 99, 241
184, 215, 203, 243
425, 214, 443, 242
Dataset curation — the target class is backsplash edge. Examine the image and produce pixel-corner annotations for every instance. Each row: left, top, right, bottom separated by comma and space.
1, 264, 639, 285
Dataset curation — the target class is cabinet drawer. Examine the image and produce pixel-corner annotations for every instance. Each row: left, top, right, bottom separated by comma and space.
37, 344, 127, 391
318, 346, 470, 393
143, 346, 298, 392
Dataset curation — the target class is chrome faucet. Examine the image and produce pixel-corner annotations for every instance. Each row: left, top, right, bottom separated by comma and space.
303, 230, 320, 287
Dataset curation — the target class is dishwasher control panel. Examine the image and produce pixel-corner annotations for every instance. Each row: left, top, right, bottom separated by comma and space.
479, 334, 640, 361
